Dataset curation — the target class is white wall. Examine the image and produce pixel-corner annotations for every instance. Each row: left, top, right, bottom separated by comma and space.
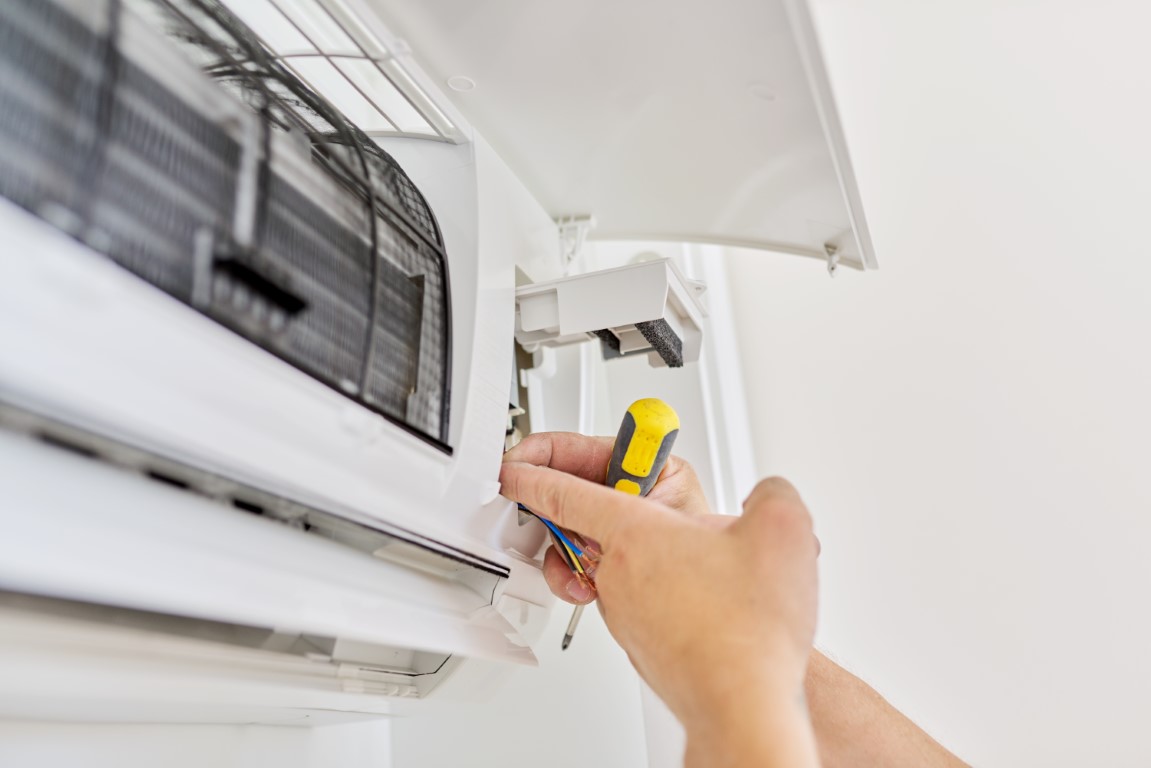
729, 2, 1151, 766
0, 722, 393, 768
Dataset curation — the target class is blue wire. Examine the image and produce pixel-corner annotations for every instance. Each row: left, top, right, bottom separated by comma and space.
542, 519, 585, 558
518, 503, 584, 557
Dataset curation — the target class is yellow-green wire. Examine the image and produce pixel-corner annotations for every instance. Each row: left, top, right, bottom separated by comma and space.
550, 530, 584, 574
566, 542, 586, 575
520, 503, 587, 576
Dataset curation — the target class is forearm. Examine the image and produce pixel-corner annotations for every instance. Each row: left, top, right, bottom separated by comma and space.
805, 650, 968, 768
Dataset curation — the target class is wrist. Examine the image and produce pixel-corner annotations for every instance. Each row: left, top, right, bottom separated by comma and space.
684, 690, 817, 768
673, 643, 808, 725
679, 665, 817, 768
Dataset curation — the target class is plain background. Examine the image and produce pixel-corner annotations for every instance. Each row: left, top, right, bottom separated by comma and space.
730, 1, 1151, 765
5, 2, 1150, 766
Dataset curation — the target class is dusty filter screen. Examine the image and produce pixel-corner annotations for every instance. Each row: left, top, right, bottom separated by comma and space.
0, 0, 453, 449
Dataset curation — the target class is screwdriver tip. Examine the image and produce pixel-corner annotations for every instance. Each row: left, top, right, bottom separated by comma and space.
561, 634, 573, 650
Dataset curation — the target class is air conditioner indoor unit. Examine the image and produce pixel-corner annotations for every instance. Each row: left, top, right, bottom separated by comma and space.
0, 0, 874, 724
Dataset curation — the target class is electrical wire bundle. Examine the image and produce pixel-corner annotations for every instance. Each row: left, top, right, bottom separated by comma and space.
518, 503, 599, 589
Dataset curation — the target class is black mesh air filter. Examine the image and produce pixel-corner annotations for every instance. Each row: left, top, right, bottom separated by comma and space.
0, 0, 453, 449
0, 0, 103, 217
259, 172, 372, 390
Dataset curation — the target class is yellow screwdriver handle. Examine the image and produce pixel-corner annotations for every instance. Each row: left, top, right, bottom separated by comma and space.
606, 398, 680, 497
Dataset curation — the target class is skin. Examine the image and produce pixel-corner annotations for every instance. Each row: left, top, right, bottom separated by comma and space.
501, 432, 969, 768
500, 433, 820, 768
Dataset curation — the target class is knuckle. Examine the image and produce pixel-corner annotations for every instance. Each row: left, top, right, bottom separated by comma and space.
678, 460, 701, 487
743, 476, 799, 507
761, 475, 798, 496
742, 477, 812, 533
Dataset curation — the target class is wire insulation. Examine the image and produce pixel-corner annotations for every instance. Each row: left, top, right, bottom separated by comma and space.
519, 503, 588, 575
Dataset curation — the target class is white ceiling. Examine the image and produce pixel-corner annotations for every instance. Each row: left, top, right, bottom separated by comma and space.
365, 0, 875, 269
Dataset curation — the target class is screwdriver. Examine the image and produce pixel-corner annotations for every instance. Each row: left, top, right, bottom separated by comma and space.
560, 397, 680, 650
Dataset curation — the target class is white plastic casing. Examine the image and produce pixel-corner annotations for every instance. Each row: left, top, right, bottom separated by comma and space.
514, 259, 708, 367
0, 128, 559, 718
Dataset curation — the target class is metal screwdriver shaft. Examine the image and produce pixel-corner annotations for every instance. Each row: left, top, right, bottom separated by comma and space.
561, 605, 584, 650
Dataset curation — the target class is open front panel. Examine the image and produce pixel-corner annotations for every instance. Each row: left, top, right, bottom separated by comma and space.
0, 0, 452, 446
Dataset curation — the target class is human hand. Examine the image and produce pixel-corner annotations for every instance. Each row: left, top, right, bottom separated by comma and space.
503, 432, 710, 603
500, 433, 820, 765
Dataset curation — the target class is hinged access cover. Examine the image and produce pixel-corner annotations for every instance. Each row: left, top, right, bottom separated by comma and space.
363, 0, 877, 270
